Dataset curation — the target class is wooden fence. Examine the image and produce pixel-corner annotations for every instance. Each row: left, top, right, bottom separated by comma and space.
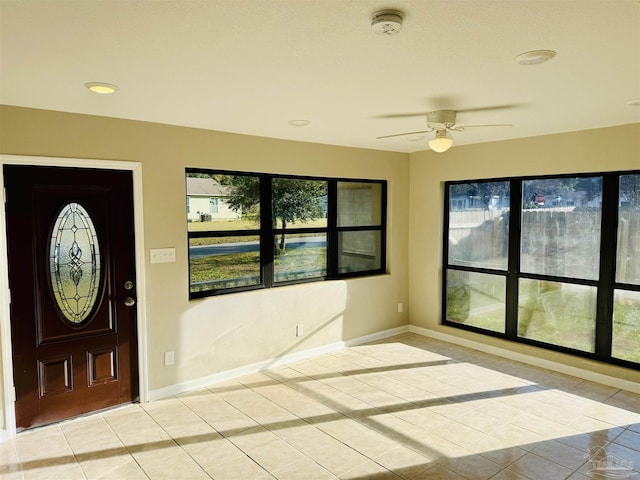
449, 209, 640, 283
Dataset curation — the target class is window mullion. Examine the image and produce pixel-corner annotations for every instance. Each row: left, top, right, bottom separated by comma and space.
327, 180, 338, 278
261, 176, 274, 288
595, 174, 618, 359
505, 179, 522, 339
380, 181, 388, 273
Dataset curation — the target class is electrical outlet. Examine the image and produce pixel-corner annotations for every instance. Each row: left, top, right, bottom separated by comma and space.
164, 351, 175, 366
397, 302, 404, 313
296, 324, 304, 337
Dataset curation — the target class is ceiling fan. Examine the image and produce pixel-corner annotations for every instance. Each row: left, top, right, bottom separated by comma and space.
376, 109, 513, 152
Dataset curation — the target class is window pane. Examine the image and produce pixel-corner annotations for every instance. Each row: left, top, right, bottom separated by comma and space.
446, 270, 505, 333
272, 178, 327, 229
612, 290, 640, 363
338, 230, 381, 273
189, 236, 261, 293
447, 181, 510, 270
186, 173, 259, 231
337, 182, 382, 227
49, 202, 102, 324
521, 177, 602, 280
518, 279, 596, 352
616, 174, 640, 285
275, 233, 326, 282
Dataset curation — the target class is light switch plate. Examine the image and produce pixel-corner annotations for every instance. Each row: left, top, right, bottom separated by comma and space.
150, 248, 176, 264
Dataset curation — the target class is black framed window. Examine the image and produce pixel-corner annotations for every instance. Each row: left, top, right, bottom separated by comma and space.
445, 180, 509, 334
272, 177, 328, 284
443, 171, 640, 369
187, 173, 262, 295
337, 181, 385, 275
612, 173, 640, 363
187, 170, 386, 298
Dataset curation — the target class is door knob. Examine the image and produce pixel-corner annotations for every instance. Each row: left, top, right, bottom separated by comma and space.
124, 297, 136, 307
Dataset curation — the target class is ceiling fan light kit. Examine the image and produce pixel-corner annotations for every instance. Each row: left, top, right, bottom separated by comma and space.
429, 130, 454, 153
371, 10, 403, 35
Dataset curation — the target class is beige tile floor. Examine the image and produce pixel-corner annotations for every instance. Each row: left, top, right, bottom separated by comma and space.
1, 333, 639, 479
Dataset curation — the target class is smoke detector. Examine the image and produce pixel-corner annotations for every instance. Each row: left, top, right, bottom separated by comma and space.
371, 10, 403, 35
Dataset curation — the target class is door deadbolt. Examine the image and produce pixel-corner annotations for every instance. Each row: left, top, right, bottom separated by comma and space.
124, 281, 134, 290
124, 297, 136, 307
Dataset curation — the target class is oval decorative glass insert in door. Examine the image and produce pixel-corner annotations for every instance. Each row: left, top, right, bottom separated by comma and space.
49, 202, 102, 324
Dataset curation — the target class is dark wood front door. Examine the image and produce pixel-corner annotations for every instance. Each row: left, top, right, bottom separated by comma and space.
4, 165, 139, 430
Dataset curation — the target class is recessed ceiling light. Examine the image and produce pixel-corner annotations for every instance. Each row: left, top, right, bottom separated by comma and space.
288, 119, 310, 127
85, 82, 119, 94
628, 98, 640, 107
515, 50, 557, 66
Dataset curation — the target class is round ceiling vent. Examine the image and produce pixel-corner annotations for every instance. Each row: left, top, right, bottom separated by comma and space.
515, 50, 557, 66
371, 10, 403, 35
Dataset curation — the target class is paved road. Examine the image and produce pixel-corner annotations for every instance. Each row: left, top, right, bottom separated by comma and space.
190, 236, 326, 257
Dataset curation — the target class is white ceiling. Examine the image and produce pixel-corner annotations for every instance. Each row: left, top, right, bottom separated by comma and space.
1, 0, 639, 153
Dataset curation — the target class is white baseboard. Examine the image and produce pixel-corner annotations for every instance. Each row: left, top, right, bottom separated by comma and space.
149, 322, 639, 402
345, 325, 409, 347
149, 341, 343, 401
410, 325, 640, 395
148, 325, 409, 401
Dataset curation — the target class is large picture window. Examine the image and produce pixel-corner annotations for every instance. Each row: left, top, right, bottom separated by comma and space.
443, 171, 640, 369
187, 170, 386, 298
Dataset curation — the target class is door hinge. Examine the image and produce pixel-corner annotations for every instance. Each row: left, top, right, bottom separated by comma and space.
10, 386, 16, 402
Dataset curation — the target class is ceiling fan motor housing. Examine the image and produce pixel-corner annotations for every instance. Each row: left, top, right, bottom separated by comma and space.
427, 110, 457, 130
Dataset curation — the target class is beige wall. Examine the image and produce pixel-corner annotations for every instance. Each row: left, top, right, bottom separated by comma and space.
409, 123, 640, 384
1, 104, 639, 434
0, 106, 410, 411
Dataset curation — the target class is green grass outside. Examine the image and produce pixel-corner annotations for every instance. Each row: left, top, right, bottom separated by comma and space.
612, 299, 640, 363
190, 247, 326, 286
447, 272, 640, 363
190, 251, 260, 283
188, 217, 260, 232
274, 247, 326, 277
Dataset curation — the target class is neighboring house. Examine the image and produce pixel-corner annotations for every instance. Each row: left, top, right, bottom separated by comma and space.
186, 177, 241, 222
449, 195, 486, 211
451, 191, 593, 211
527, 190, 588, 208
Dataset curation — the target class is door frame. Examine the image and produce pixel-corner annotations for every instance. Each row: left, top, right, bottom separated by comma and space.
0, 154, 148, 440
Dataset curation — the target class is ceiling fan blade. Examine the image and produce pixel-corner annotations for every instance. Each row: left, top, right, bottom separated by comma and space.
375, 103, 523, 120
455, 104, 521, 113
376, 129, 433, 139
375, 105, 522, 120
457, 123, 513, 128
373, 113, 429, 119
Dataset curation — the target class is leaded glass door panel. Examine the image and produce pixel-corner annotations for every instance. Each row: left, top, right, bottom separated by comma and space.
4, 165, 138, 430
